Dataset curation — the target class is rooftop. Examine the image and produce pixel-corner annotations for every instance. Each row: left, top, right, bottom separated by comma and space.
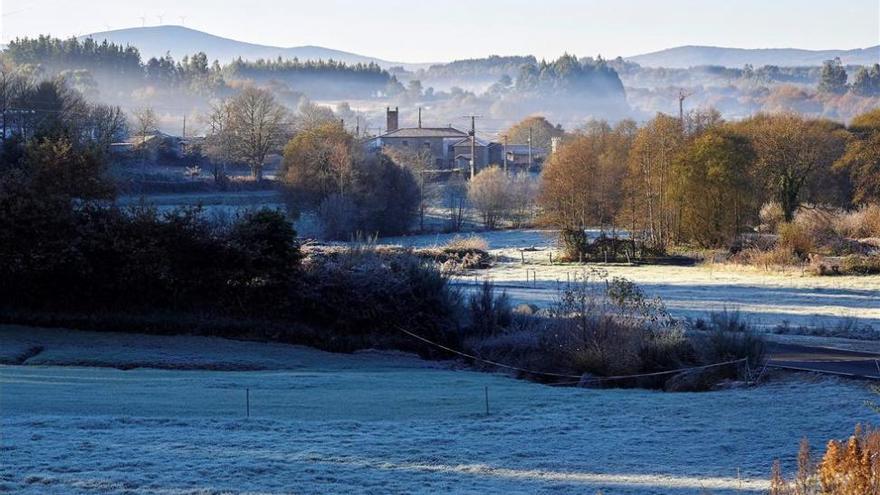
452, 136, 490, 147
380, 127, 469, 139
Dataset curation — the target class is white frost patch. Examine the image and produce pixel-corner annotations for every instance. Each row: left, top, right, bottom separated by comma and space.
0, 327, 874, 495
380, 229, 880, 334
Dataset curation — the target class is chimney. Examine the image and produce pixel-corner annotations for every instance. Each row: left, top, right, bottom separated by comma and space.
386, 107, 399, 133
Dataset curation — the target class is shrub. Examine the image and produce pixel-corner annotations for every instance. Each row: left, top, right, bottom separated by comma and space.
444, 235, 489, 252
794, 207, 841, 248
840, 255, 880, 275
769, 426, 880, 495
542, 269, 689, 381
760, 201, 785, 233
0, 199, 301, 315
354, 154, 420, 236
559, 228, 590, 261
835, 204, 880, 238
778, 222, 814, 258
295, 246, 462, 354
467, 280, 512, 337
282, 125, 419, 240
317, 193, 358, 240
693, 310, 766, 371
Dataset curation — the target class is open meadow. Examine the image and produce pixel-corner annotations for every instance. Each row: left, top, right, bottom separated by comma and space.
1, 326, 874, 495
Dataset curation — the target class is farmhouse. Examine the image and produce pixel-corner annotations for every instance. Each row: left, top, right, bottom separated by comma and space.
366, 107, 469, 169
366, 107, 550, 175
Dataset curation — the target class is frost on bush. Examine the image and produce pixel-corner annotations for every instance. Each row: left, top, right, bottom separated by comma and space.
542, 268, 688, 378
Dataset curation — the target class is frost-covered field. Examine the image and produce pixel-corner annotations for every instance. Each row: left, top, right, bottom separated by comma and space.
381, 229, 880, 332
0, 326, 874, 495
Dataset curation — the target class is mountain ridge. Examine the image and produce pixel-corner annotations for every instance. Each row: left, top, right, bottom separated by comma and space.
77, 26, 880, 69
626, 44, 880, 68
79, 26, 431, 69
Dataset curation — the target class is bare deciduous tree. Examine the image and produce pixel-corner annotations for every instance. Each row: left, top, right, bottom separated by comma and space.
468, 166, 511, 230
131, 107, 157, 147
228, 87, 288, 181
384, 146, 435, 231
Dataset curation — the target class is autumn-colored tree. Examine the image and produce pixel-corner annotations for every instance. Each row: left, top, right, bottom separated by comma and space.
539, 120, 634, 231
281, 122, 358, 209
539, 132, 603, 230
621, 113, 684, 248
502, 115, 564, 151
738, 113, 847, 221
836, 109, 880, 204
671, 128, 755, 247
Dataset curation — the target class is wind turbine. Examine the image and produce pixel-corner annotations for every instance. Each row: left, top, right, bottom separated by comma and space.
179, 16, 186, 26
138, 15, 146, 27
157, 13, 165, 25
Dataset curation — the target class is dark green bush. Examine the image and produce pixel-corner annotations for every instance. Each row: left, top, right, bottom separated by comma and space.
295, 247, 462, 353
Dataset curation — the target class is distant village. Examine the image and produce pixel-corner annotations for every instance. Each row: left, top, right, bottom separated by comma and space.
111, 107, 554, 180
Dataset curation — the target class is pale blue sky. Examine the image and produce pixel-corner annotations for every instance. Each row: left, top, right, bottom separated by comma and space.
2, 0, 878, 62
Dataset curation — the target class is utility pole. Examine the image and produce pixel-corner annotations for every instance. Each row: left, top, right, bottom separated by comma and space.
678, 89, 691, 127
355, 115, 360, 137
503, 134, 508, 175
527, 127, 533, 171
182, 115, 186, 138
418, 107, 422, 128
468, 115, 478, 179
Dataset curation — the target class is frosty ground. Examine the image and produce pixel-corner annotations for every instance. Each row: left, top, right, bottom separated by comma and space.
0, 326, 875, 495
382, 229, 880, 333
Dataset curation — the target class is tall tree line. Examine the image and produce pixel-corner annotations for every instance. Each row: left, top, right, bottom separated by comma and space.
540, 108, 880, 249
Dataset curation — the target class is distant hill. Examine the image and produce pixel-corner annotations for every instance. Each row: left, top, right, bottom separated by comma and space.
81, 26, 428, 69
627, 45, 880, 68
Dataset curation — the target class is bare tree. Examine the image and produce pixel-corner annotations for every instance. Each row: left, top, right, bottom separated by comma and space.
384, 146, 434, 231
88, 104, 127, 152
203, 99, 235, 183
228, 87, 289, 181
468, 166, 511, 230
444, 174, 468, 232
131, 107, 157, 147
130, 107, 158, 180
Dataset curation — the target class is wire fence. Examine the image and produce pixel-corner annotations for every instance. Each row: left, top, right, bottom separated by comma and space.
395, 326, 752, 386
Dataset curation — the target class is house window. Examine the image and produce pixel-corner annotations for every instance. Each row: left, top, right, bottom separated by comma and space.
402, 140, 409, 147
424, 142, 431, 148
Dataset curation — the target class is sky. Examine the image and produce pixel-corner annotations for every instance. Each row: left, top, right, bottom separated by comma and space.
1, 0, 878, 62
